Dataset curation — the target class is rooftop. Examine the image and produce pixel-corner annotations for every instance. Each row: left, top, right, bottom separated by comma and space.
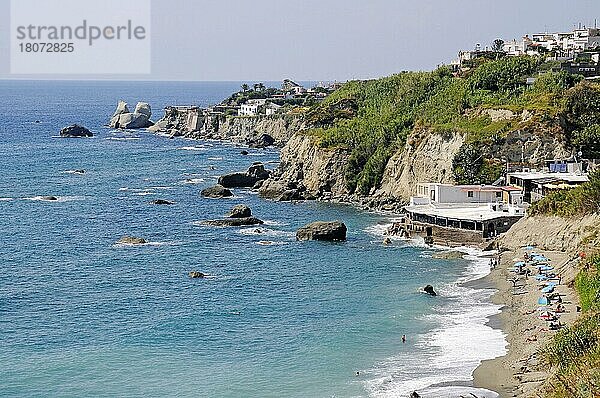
405, 203, 518, 222
508, 171, 589, 183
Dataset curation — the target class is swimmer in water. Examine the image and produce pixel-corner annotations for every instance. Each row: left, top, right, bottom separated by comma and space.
402, 334, 406, 343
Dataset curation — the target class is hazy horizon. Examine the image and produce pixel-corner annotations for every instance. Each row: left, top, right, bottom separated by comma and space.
1, 0, 599, 81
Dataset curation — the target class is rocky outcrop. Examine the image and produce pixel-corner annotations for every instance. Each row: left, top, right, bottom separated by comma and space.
259, 133, 350, 200
60, 124, 93, 138
41, 196, 58, 201
227, 204, 252, 218
150, 106, 304, 146
200, 185, 233, 198
109, 100, 153, 129
296, 221, 347, 241
432, 250, 464, 260
218, 163, 271, 188
117, 236, 147, 245
188, 271, 206, 278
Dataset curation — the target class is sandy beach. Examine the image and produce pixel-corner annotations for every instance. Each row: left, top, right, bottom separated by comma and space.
473, 246, 582, 397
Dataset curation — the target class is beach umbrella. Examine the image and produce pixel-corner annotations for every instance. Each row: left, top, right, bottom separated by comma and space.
538, 296, 549, 305
541, 285, 555, 294
514, 261, 525, 267
535, 274, 548, 281
524, 246, 535, 250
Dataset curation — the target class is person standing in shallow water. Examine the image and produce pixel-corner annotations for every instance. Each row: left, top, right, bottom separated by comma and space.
402, 334, 406, 343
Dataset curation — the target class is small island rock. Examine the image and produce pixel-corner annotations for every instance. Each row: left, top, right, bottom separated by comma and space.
200, 185, 233, 198
117, 236, 147, 245
150, 199, 175, 205
296, 221, 347, 241
60, 124, 93, 138
200, 217, 264, 227
227, 204, 252, 218
424, 285, 437, 296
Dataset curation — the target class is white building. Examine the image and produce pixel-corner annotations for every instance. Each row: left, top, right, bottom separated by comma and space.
238, 99, 266, 116
502, 27, 600, 59
265, 102, 282, 116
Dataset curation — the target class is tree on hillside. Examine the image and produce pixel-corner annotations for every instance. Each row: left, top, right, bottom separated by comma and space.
241, 84, 249, 92
492, 39, 505, 53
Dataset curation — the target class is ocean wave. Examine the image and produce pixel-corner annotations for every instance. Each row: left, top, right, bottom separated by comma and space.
132, 191, 155, 196
62, 170, 86, 175
207, 157, 223, 161
255, 240, 289, 246
113, 241, 178, 248
363, 221, 505, 398
105, 137, 140, 141
178, 146, 207, 151
237, 227, 295, 238
0, 197, 13, 202
182, 178, 205, 184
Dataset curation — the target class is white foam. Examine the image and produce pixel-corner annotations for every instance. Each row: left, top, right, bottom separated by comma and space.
182, 178, 205, 184
105, 137, 140, 141
0, 197, 13, 201
132, 191, 155, 196
207, 157, 223, 161
178, 146, 207, 151
62, 170, 86, 175
363, 220, 506, 398
237, 227, 295, 239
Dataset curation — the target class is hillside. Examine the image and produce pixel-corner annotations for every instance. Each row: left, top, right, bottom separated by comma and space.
281, 56, 600, 199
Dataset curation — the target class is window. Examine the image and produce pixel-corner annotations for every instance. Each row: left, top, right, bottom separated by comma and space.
496, 191, 502, 198
467, 191, 474, 198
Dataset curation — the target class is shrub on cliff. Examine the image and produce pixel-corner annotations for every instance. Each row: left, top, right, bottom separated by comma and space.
468, 56, 540, 92
529, 170, 600, 217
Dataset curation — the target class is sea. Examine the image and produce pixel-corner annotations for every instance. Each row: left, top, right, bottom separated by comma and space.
0, 80, 506, 398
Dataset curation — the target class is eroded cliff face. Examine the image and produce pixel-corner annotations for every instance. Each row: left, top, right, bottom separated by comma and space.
500, 215, 600, 253
376, 129, 466, 200
150, 106, 304, 147
259, 133, 351, 200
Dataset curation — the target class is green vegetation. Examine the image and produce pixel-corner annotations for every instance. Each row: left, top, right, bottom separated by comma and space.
528, 170, 600, 217
542, 255, 600, 397
305, 55, 592, 194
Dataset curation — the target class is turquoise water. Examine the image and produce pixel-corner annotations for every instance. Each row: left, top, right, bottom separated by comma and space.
0, 81, 504, 397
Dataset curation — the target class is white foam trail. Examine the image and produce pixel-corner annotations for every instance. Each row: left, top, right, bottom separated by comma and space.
113, 241, 178, 248
0, 198, 13, 201
24, 196, 85, 202
105, 137, 140, 141
207, 157, 223, 161
237, 227, 295, 238
62, 170, 86, 175
132, 191, 155, 196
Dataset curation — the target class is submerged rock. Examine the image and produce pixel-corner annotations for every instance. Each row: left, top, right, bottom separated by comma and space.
423, 285, 437, 296
200, 185, 233, 198
296, 221, 347, 241
150, 199, 175, 205
200, 217, 264, 227
226, 204, 252, 218
60, 124, 93, 138
41, 196, 58, 201
383, 237, 392, 245
117, 236, 147, 245
240, 150, 249, 156
188, 271, 206, 278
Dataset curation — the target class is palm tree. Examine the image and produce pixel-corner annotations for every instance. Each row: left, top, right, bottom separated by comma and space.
241, 84, 249, 92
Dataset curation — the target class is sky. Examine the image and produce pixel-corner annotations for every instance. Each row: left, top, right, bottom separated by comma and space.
0, 0, 599, 81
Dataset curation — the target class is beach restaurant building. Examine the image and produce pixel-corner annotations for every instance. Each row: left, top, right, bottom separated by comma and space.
507, 163, 588, 203
403, 183, 525, 244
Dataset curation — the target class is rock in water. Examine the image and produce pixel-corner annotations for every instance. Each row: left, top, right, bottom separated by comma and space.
150, 199, 175, 205
112, 100, 130, 117
218, 163, 271, 188
200, 217, 264, 227
200, 185, 233, 198
188, 271, 205, 278
226, 204, 252, 218
431, 250, 463, 260
41, 196, 58, 201
134, 102, 152, 118
109, 100, 153, 129
250, 133, 275, 148
240, 150, 249, 155
383, 237, 392, 245
60, 124, 93, 138
117, 236, 147, 245
296, 221, 347, 241
423, 285, 437, 296
218, 172, 256, 188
